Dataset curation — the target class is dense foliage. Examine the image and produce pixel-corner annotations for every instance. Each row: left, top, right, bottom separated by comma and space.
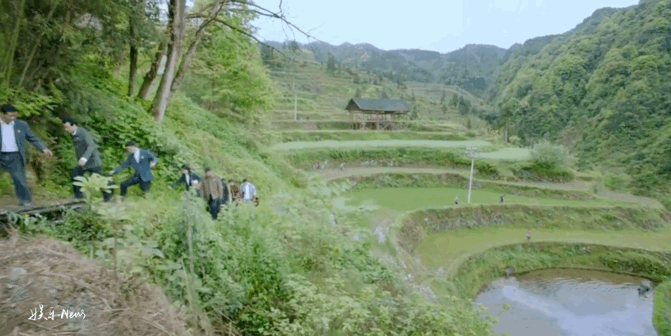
490, 0, 671, 198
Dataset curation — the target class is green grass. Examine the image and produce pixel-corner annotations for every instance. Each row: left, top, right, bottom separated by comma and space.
654, 281, 671, 335
343, 187, 630, 212
272, 139, 492, 151
479, 147, 530, 161
415, 226, 671, 276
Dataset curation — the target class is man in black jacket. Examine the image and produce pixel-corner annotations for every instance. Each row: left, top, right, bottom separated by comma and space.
171, 164, 201, 196
62, 117, 112, 202
1, 105, 53, 206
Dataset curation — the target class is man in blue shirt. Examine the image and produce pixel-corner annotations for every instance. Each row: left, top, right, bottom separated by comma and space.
109, 141, 158, 197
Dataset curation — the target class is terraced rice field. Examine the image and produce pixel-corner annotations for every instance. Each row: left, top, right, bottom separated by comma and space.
416, 226, 671, 277
272, 139, 492, 150
278, 120, 670, 325
478, 147, 530, 161
342, 187, 635, 212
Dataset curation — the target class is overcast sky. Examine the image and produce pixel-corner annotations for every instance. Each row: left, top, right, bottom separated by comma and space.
250, 0, 639, 53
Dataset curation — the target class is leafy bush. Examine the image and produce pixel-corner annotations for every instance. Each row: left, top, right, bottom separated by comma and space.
530, 140, 576, 169
508, 135, 522, 146
604, 171, 631, 191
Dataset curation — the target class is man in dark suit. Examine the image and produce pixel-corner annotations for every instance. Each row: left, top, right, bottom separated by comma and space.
0, 105, 53, 206
62, 117, 112, 202
171, 164, 201, 196
109, 141, 158, 197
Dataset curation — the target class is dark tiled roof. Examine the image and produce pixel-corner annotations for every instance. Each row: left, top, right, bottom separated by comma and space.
345, 98, 410, 113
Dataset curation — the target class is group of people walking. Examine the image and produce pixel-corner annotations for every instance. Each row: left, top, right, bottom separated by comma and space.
0, 105, 257, 219
171, 165, 258, 219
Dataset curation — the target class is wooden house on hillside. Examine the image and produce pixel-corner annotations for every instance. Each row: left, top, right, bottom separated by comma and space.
345, 98, 410, 130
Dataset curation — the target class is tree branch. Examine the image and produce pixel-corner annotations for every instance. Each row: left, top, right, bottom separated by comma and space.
228, 0, 327, 45
213, 18, 284, 56
171, 0, 226, 93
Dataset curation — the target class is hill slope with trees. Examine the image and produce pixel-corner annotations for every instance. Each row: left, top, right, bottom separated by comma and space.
489, 0, 671, 202
269, 40, 507, 97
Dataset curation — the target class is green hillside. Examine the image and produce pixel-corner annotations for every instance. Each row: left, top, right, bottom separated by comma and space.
271, 41, 507, 98
261, 47, 493, 125
490, 0, 671, 201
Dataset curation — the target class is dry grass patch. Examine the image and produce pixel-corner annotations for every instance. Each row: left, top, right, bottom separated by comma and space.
0, 233, 190, 336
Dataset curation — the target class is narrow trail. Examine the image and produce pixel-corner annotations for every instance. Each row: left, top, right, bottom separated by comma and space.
318, 167, 661, 207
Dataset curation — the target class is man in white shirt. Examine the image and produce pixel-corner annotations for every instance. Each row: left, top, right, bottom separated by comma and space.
241, 178, 257, 206
0, 105, 53, 206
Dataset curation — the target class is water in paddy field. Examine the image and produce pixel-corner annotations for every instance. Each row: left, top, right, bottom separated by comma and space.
474, 269, 656, 336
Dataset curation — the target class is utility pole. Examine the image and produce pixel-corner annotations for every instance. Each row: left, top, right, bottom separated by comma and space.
465, 146, 479, 204
293, 78, 297, 121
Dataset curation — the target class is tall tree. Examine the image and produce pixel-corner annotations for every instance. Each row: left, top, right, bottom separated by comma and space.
326, 53, 336, 73
380, 88, 389, 99
152, 0, 186, 123
170, 0, 226, 94
499, 98, 518, 143
137, 41, 167, 100
127, 0, 149, 97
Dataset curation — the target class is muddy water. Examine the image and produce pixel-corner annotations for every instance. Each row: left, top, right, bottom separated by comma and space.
474, 269, 656, 336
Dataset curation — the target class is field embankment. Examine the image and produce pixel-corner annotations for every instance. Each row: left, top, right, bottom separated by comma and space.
271, 139, 493, 151
449, 243, 671, 298
276, 130, 469, 142
398, 204, 670, 254
330, 171, 596, 200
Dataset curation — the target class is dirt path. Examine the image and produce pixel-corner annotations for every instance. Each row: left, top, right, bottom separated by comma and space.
319, 167, 662, 207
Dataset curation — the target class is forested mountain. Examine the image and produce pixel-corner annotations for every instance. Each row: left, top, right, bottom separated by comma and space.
485, 6, 623, 102
491, 0, 671, 197
271, 40, 507, 96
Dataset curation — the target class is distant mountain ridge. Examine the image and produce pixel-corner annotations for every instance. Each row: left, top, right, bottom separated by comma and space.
266, 40, 508, 97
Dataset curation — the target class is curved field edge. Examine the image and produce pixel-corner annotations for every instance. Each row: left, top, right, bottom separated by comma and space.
274, 130, 472, 142
396, 204, 671, 254
446, 243, 671, 335
654, 281, 671, 335
329, 172, 598, 201
271, 139, 494, 151
280, 147, 578, 182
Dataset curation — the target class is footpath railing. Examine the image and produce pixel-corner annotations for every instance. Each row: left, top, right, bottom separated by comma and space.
0, 199, 86, 233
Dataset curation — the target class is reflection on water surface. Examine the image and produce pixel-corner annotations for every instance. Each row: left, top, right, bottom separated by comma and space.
474, 269, 656, 336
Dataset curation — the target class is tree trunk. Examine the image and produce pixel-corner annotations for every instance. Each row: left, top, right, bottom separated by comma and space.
3, 0, 27, 88
170, 1, 224, 94
127, 0, 148, 97
112, 51, 126, 78
128, 41, 138, 96
151, 0, 186, 123
137, 41, 167, 100
503, 119, 509, 142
